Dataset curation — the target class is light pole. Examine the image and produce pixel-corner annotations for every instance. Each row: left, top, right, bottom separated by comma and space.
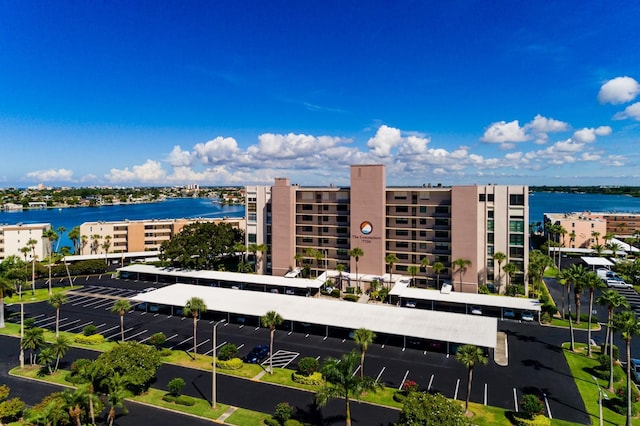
591, 375, 603, 426
212, 319, 226, 409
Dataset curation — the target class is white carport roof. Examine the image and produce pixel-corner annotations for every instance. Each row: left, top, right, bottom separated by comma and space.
64, 251, 160, 262
581, 257, 614, 267
131, 283, 497, 348
119, 264, 323, 290
389, 283, 541, 311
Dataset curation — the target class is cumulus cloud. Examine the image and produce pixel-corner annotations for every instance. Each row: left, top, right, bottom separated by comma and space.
26, 168, 74, 182
481, 115, 570, 146
613, 102, 640, 121
526, 114, 570, 143
193, 137, 242, 165
366, 125, 403, 157
598, 76, 640, 104
167, 145, 194, 167
572, 126, 612, 143
480, 120, 529, 144
105, 160, 167, 183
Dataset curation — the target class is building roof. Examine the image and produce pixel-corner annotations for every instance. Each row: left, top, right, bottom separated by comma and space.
388, 282, 541, 311
581, 256, 615, 267
131, 283, 498, 348
119, 264, 324, 290
63, 251, 160, 262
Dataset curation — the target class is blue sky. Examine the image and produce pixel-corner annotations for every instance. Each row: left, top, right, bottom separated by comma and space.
1, 1, 639, 187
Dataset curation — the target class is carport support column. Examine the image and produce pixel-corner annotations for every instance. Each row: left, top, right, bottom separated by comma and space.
325, 325, 328, 338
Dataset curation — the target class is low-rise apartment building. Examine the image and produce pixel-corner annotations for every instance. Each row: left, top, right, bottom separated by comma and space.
0, 222, 51, 261
543, 212, 608, 248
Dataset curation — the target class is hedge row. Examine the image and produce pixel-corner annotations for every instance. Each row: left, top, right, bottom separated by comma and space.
291, 372, 323, 386
74, 333, 105, 345
216, 358, 243, 370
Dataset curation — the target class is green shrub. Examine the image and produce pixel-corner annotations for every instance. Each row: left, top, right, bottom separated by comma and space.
343, 294, 358, 302
512, 414, 551, 426
167, 378, 186, 396
393, 391, 407, 403
0, 385, 9, 402
506, 285, 525, 296
74, 333, 105, 345
346, 287, 355, 294
541, 303, 557, 316
216, 358, 243, 370
82, 324, 98, 336
291, 372, 323, 386
284, 420, 303, 426
478, 285, 490, 294
601, 344, 619, 360
274, 402, 293, 424
297, 357, 319, 377
148, 332, 166, 348
540, 312, 552, 324
263, 418, 280, 426
218, 343, 238, 361
162, 394, 176, 403
159, 348, 172, 357
520, 394, 544, 419
175, 395, 195, 406
330, 289, 341, 298
0, 397, 25, 423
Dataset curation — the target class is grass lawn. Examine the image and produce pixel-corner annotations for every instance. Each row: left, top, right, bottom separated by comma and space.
225, 408, 272, 426
0, 322, 119, 352
10, 365, 73, 387
130, 387, 229, 420
562, 343, 640, 425
5, 285, 82, 304
549, 317, 600, 330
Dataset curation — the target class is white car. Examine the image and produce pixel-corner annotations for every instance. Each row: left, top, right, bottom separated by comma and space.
470, 306, 482, 315
606, 278, 631, 288
521, 311, 535, 322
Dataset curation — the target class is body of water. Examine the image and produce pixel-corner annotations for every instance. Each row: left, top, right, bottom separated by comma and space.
528, 192, 640, 225
0, 198, 245, 250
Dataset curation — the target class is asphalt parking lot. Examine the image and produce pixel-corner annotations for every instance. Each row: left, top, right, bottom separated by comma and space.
6, 274, 590, 424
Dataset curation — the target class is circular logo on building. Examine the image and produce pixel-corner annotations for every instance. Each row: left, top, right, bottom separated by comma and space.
360, 221, 373, 235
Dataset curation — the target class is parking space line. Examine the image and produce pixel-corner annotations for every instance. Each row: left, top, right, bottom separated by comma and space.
454, 379, 460, 400
399, 370, 410, 390
236, 344, 244, 350
64, 321, 94, 333
544, 393, 552, 419
170, 336, 193, 350
164, 333, 179, 341
375, 367, 385, 383
352, 365, 361, 377
427, 374, 434, 392
125, 329, 148, 341
83, 298, 110, 307
203, 340, 227, 356
95, 323, 106, 328
101, 325, 119, 335
106, 327, 134, 340
71, 296, 94, 306
37, 317, 64, 328
513, 388, 518, 412
58, 319, 81, 329
34, 315, 56, 325
92, 300, 115, 309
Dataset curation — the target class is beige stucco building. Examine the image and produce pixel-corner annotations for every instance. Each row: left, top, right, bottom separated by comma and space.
543, 212, 608, 248
0, 222, 51, 261
248, 164, 529, 294
79, 217, 245, 255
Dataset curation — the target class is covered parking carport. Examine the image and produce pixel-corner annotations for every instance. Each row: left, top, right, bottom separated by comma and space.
130, 283, 498, 352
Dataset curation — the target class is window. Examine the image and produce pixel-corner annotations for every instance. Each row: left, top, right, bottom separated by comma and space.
323, 205, 329, 211
337, 239, 348, 245
396, 230, 409, 236
488, 194, 494, 202
397, 242, 409, 248
419, 230, 427, 237
435, 230, 448, 238
419, 218, 427, 225
394, 192, 407, 200
302, 204, 313, 211
398, 253, 409, 260
487, 233, 494, 244
487, 220, 494, 231
435, 218, 448, 226
479, 194, 486, 202
420, 206, 427, 213
397, 265, 408, 271
510, 194, 525, 205
337, 249, 348, 256
396, 218, 409, 224
322, 227, 329, 232
435, 206, 448, 214
510, 247, 525, 257
337, 227, 348, 234
337, 216, 348, 223
337, 204, 348, 211
419, 243, 427, 249
302, 226, 312, 232
509, 220, 524, 233
322, 216, 329, 222
248, 234, 257, 243
248, 213, 257, 222
302, 215, 312, 221
302, 237, 313, 243
510, 234, 524, 246
487, 245, 494, 256
396, 206, 408, 213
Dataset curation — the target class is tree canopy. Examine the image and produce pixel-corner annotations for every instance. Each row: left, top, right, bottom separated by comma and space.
397, 392, 469, 426
94, 342, 161, 395
159, 221, 244, 270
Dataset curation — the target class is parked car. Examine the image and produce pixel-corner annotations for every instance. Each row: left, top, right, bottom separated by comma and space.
405, 300, 417, 308
631, 358, 640, 383
243, 344, 270, 364
521, 311, 535, 322
503, 309, 516, 319
470, 306, 483, 315
606, 278, 631, 288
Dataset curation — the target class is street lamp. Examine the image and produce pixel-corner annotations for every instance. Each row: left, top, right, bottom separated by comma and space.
591, 375, 603, 426
212, 319, 226, 409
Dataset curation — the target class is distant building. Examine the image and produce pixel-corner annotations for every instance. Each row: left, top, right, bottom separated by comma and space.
0, 223, 51, 261
586, 212, 640, 238
247, 164, 529, 294
544, 212, 608, 248
79, 217, 246, 255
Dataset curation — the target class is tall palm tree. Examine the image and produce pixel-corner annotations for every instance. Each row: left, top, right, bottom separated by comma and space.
452, 258, 472, 291
183, 297, 207, 357
111, 299, 131, 342
385, 254, 398, 287
591, 231, 601, 246
421, 257, 430, 286
591, 244, 605, 257
261, 310, 283, 374
502, 262, 519, 290
90, 234, 101, 255
105, 372, 130, 426
68, 226, 81, 255
48, 293, 67, 337
81, 235, 89, 254
256, 243, 268, 274
313, 248, 324, 278
55, 226, 66, 253
407, 265, 420, 287
456, 344, 488, 414
78, 360, 102, 424
102, 235, 112, 265
22, 326, 45, 365
27, 238, 38, 295
293, 253, 303, 269
315, 350, 382, 426
335, 263, 346, 293
0, 276, 14, 328
51, 335, 71, 372
492, 252, 506, 293
353, 328, 376, 379
42, 229, 58, 295
349, 248, 364, 291
584, 271, 604, 357
597, 290, 630, 391
432, 261, 445, 289
613, 310, 640, 426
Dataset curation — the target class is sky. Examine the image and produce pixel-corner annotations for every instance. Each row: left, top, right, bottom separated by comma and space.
1, 1, 640, 188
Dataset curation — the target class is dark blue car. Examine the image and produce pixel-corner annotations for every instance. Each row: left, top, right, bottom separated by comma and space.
243, 344, 269, 364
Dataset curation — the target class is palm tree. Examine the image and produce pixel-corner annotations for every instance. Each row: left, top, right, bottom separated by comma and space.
27, 238, 38, 295
315, 350, 382, 426
492, 252, 506, 293
353, 328, 376, 379
452, 258, 472, 291
68, 226, 81, 255
48, 293, 67, 337
102, 235, 112, 265
313, 249, 324, 278
503, 262, 519, 290
183, 297, 207, 357
38, 346, 56, 374
335, 263, 346, 292
385, 254, 398, 287
407, 265, 420, 287
90, 234, 101, 255
81, 235, 89, 254
293, 253, 303, 269
111, 299, 131, 342
43, 229, 58, 295
613, 310, 640, 426
261, 310, 283, 374
62, 388, 86, 426
22, 326, 45, 365
456, 344, 488, 414
591, 243, 605, 257
0, 276, 14, 328
78, 360, 102, 424
432, 261, 445, 289
256, 243, 268, 274
597, 290, 630, 391
105, 372, 130, 426
349, 247, 364, 291
592, 231, 601, 246
55, 226, 66, 253
584, 271, 604, 357
19, 246, 31, 272
421, 257, 430, 286
51, 335, 71, 372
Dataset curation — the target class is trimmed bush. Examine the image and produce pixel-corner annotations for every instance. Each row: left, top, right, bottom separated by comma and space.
345, 287, 355, 294
148, 332, 166, 349
297, 357, 319, 376
512, 414, 551, 426
284, 420, 303, 426
167, 378, 186, 396
159, 348, 172, 357
520, 394, 544, 419
343, 294, 359, 302
274, 402, 293, 424
291, 372, 323, 386
74, 333, 105, 345
162, 394, 177, 403
176, 395, 195, 406
218, 343, 238, 361
82, 324, 98, 336
216, 358, 243, 370
263, 418, 280, 426
330, 289, 341, 298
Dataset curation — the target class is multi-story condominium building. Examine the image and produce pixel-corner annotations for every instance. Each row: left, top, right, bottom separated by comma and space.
0, 223, 51, 261
586, 213, 640, 238
247, 164, 529, 294
543, 212, 608, 249
79, 217, 246, 255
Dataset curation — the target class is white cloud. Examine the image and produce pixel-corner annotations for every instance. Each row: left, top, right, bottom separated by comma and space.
167, 145, 194, 167
193, 137, 242, 165
480, 120, 529, 144
598, 76, 640, 104
105, 160, 167, 183
613, 102, 640, 121
525, 114, 570, 144
572, 126, 612, 143
366, 125, 403, 157
26, 168, 74, 182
